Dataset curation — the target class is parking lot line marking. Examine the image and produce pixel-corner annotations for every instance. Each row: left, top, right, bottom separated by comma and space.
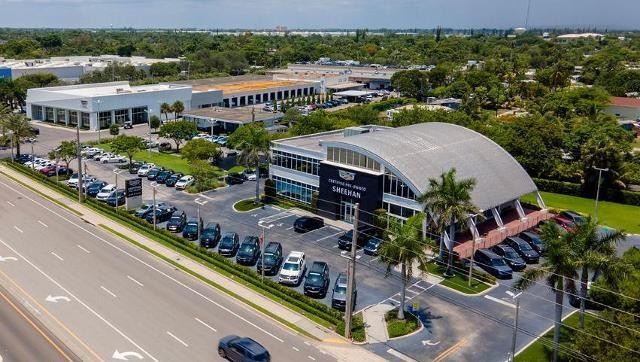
259, 211, 295, 224
369, 257, 380, 262
484, 295, 516, 309
387, 348, 417, 362
314, 230, 344, 243
304, 341, 311, 346
411, 283, 427, 290
194, 317, 217, 332
13, 226, 23, 233
286, 226, 294, 230
328, 226, 341, 231
37, 220, 48, 227
332, 245, 339, 248
388, 297, 400, 304
166, 331, 188, 347
292, 346, 300, 352
406, 289, 420, 294
307, 356, 316, 361
50, 251, 64, 261
6, 201, 15, 207
100, 286, 117, 298
76, 245, 90, 254
127, 275, 144, 287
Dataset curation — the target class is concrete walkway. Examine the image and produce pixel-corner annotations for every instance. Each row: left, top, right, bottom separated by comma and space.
0, 165, 386, 362
363, 303, 394, 343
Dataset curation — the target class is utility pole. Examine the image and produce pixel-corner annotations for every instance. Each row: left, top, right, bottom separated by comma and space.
506, 290, 522, 362
344, 203, 359, 340
113, 169, 123, 211
259, 223, 274, 281
195, 198, 208, 242
30, 142, 35, 170
592, 166, 609, 222
76, 117, 83, 203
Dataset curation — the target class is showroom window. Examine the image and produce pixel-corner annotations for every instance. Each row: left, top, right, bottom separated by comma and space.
98, 111, 111, 129
131, 106, 148, 124
383, 171, 416, 200
326, 147, 380, 172
81, 112, 90, 129
273, 176, 317, 204
44, 107, 55, 122
68, 111, 78, 126
31, 105, 43, 120
56, 109, 66, 123
114, 109, 129, 125
271, 150, 319, 175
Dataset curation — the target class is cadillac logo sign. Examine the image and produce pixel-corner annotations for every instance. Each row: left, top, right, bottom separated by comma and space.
339, 170, 355, 181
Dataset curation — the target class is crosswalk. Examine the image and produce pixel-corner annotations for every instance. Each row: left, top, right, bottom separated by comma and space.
378, 280, 435, 307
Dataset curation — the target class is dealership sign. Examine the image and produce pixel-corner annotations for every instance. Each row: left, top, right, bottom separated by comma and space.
125, 178, 142, 198
327, 175, 367, 199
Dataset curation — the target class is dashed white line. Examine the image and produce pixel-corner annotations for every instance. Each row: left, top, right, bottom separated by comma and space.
304, 341, 311, 346
13, 226, 23, 233
50, 251, 64, 261
307, 356, 316, 361
292, 347, 300, 352
167, 331, 188, 347
6, 201, 15, 207
77, 245, 90, 254
127, 275, 144, 287
37, 220, 48, 227
100, 286, 117, 298
484, 295, 516, 308
314, 230, 344, 243
195, 317, 217, 332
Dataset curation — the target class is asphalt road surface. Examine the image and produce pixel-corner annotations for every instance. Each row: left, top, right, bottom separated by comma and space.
0, 173, 334, 362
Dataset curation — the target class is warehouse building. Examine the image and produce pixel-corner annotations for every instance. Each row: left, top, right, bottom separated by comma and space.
26, 81, 191, 131
270, 64, 399, 91
183, 106, 283, 133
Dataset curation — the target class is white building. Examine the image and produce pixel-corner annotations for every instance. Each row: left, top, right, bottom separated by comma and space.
26, 81, 192, 131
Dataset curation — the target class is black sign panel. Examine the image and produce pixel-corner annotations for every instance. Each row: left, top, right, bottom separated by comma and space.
317, 162, 383, 225
125, 178, 142, 198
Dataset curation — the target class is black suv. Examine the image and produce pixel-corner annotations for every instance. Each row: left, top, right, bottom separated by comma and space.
182, 217, 202, 241
155, 170, 174, 184
165, 173, 183, 187
236, 236, 261, 266
166, 211, 187, 232
256, 242, 283, 276
225, 172, 246, 185
293, 216, 324, 233
304, 261, 330, 297
491, 244, 526, 271
217, 335, 270, 362
144, 206, 176, 223
129, 161, 142, 174
504, 236, 540, 264
519, 231, 545, 255
146, 167, 164, 180
338, 227, 375, 250
200, 222, 221, 248
218, 232, 240, 257
474, 249, 513, 279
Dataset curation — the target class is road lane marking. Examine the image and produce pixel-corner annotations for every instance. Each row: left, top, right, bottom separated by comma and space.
433, 338, 468, 362
484, 295, 516, 309
332, 244, 339, 248
387, 348, 417, 362
50, 251, 64, 261
77, 245, 90, 254
307, 356, 316, 361
38, 220, 48, 227
100, 286, 117, 298
127, 275, 144, 287
0, 289, 73, 361
6, 201, 15, 207
0, 236, 158, 362
304, 341, 311, 346
166, 331, 188, 347
292, 347, 300, 352
13, 226, 23, 233
0, 179, 285, 345
195, 317, 217, 332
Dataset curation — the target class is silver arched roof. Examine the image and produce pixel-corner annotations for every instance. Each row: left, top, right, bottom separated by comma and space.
323, 122, 537, 211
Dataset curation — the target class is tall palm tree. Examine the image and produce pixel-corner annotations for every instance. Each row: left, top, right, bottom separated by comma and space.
378, 214, 430, 320
571, 217, 627, 328
515, 222, 579, 362
419, 168, 479, 276
228, 124, 270, 203
160, 102, 172, 122
172, 100, 184, 119
0, 113, 33, 156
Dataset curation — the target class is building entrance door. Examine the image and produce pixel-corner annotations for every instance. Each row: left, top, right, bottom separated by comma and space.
341, 200, 356, 223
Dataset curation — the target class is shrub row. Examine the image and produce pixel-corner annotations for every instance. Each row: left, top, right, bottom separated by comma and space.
532, 178, 640, 207
4, 161, 343, 326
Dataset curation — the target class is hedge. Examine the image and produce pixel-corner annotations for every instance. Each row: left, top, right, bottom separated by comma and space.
532, 178, 640, 207
4, 161, 343, 326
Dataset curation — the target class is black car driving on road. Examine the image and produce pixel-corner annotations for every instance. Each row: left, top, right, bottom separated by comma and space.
256, 242, 283, 275
166, 211, 187, 232
217, 335, 270, 362
236, 236, 261, 265
182, 218, 202, 241
165, 173, 183, 187
218, 232, 240, 257
200, 222, 221, 248
304, 261, 330, 298
293, 216, 324, 233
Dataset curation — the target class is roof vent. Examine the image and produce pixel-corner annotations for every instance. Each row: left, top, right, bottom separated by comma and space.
343, 126, 369, 137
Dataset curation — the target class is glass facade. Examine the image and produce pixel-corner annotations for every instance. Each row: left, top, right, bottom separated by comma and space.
273, 175, 317, 204
383, 171, 416, 200
56, 109, 66, 124
68, 111, 78, 126
44, 107, 55, 122
31, 105, 43, 120
272, 150, 320, 175
98, 111, 111, 129
131, 106, 148, 124
81, 112, 90, 129
326, 147, 381, 172
114, 109, 129, 125
382, 201, 418, 220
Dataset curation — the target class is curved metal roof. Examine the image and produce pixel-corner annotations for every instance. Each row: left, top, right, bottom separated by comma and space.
324, 122, 537, 211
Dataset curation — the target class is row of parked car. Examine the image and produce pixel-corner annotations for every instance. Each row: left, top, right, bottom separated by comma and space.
191, 133, 229, 146
14, 155, 73, 177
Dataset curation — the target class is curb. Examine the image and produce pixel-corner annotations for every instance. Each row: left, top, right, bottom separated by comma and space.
386, 310, 424, 341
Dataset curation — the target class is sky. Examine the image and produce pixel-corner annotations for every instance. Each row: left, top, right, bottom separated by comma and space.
0, 0, 636, 30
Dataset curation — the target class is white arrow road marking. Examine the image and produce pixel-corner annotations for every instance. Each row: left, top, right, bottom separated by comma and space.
195, 317, 217, 332
77, 245, 90, 254
422, 339, 440, 346
45, 295, 71, 303
50, 252, 64, 261
38, 220, 48, 227
100, 286, 117, 298
112, 350, 144, 360
127, 275, 144, 287
13, 226, 23, 233
0, 256, 18, 262
166, 331, 188, 347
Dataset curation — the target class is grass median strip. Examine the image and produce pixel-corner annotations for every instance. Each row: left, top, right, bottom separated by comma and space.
233, 198, 263, 212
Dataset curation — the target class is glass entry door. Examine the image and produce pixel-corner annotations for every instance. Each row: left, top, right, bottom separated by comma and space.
341, 200, 356, 223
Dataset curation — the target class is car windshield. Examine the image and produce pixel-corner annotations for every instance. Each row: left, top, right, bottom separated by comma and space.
239, 244, 254, 253
263, 253, 276, 263
492, 258, 507, 267
202, 229, 217, 237
365, 239, 379, 248
519, 242, 533, 251
169, 216, 182, 223
184, 224, 198, 231
219, 236, 235, 247
343, 230, 353, 238
334, 285, 346, 294
282, 262, 299, 271
505, 251, 520, 259
307, 272, 323, 282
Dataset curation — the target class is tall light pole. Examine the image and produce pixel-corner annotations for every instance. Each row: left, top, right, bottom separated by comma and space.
506, 290, 522, 362
113, 168, 123, 211
592, 166, 609, 222
344, 203, 359, 340
195, 198, 208, 242
151, 181, 159, 230
30, 141, 35, 170
76, 107, 83, 203
94, 99, 102, 144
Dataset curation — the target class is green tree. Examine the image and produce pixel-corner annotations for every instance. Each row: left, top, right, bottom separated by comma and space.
282, 107, 303, 125
172, 100, 185, 119
181, 138, 221, 163
109, 124, 120, 136
160, 102, 173, 122
55, 140, 78, 171
418, 168, 478, 276
0, 113, 33, 156
158, 120, 197, 151
378, 214, 430, 320
110, 135, 145, 165
391, 70, 430, 100
228, 124, 270, 203
190, 159, 219, 192
149, 115, 161, 131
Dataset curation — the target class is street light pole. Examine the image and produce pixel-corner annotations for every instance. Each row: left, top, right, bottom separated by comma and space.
195, 198, 208, 243
344, 203, 359, 340
592, 166, 609, 222
30, 141, 35, 170
506, 290, 522, 362
113, 168, 123, 211
76, 116, 83, 203
259, 223, 274, 281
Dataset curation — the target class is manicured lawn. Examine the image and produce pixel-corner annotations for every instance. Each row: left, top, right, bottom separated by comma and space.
423, 262, 492, 294
515, 311, 593, 362
336, 312, 366, 342
386, 309, 421, 338
234, 198, 263, 212
227, 165, 246, 173
521, 191, 640, 234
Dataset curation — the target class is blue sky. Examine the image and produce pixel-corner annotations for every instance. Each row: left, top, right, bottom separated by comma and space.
0, 0, 636, 29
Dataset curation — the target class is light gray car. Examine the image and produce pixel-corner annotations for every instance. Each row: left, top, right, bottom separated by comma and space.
331, 272, 356, 311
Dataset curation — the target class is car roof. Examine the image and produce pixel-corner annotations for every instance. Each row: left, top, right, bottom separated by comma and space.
310, 261, 327, 271
336, 273, 348, 285
507, 236, 527, 245
265, 241, 281, 251
204, 222, 219, 228
477, 248, 502, 259
288, 251, 304, 259
494, 244, 516, 252
234, 337, 267, 354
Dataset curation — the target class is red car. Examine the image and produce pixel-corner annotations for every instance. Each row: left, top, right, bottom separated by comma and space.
39, 164, 71, 177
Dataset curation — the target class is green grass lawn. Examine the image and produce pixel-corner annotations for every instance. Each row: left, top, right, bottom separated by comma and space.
515, 311, 593, 362
336, 312, 366, 342
234, 199, 263, 212
386, 309, 421, 338
633, 138, 640, 149
227, 165, 246, 173
423, 262, 492, 294
521, 191, 640, 234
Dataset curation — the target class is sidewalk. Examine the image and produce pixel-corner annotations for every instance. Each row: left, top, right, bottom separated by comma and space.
0, 165, 386, 362
363, 303, 394, 343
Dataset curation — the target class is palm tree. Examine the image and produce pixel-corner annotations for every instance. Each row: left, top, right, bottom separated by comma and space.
160, 102, 172, 122
0, 113, 33, 156
419, 168, 479, 276
571, 217, 626, 328
228, 124, 270, 203
378, 214, 430, 320
172, 100, 184, 119
515, 222, 579, 362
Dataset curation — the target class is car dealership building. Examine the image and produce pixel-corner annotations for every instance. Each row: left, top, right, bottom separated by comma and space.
270, 123, 550, 256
